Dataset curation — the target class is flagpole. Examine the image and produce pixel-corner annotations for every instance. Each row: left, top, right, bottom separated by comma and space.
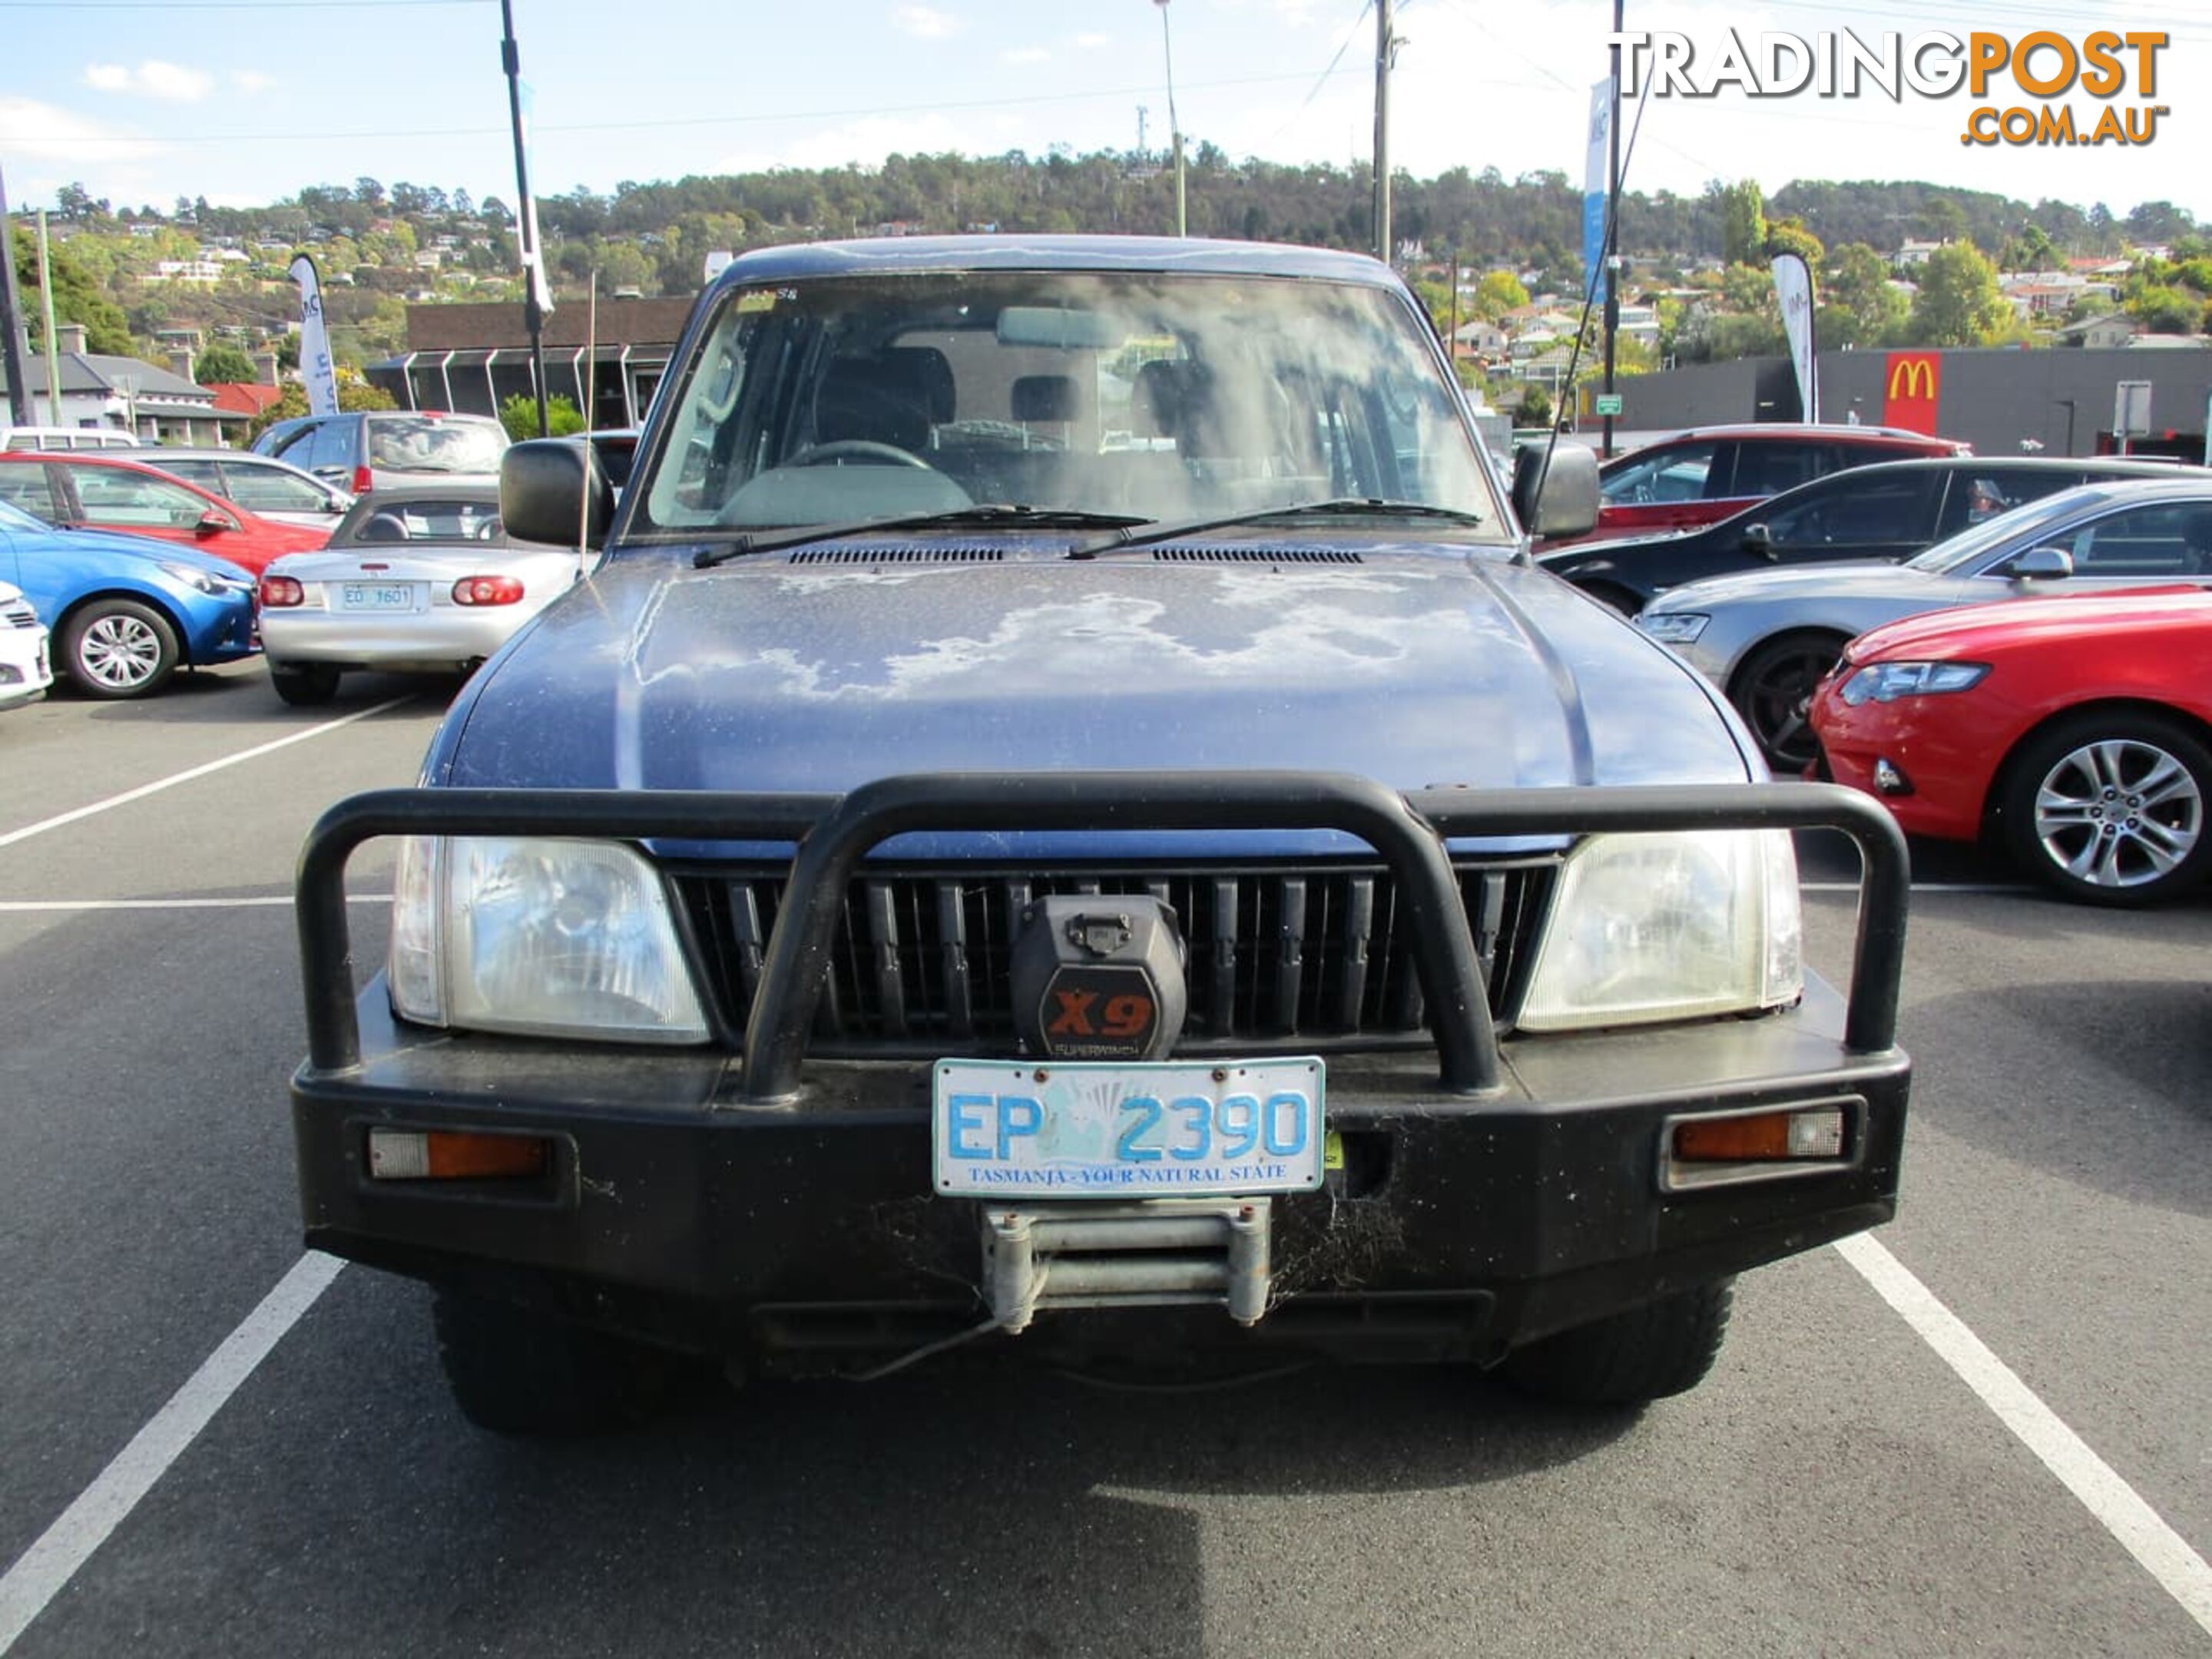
1601, 0, 1622, 459
500, 0, 549, 439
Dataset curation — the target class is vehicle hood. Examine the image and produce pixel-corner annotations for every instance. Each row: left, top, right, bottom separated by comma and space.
1644, 559, 1940, 613
441, 547, 1757, 819
5, 521, 254, 581
1849, 585, 2212, 662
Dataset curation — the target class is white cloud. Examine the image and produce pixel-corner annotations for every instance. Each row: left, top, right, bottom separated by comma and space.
83, 60, 215, 101
892, 5, 962, 39
0, 97, 164, 165
714, 111, 1022, 177
1073, 32, 1110, 50
232, 69, 276, 94
999, 46, 1050, 66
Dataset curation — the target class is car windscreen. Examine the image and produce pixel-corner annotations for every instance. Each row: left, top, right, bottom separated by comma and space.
1905, 488, 2097, 574
634, 269, 1504, 538
366, 418, 508, 475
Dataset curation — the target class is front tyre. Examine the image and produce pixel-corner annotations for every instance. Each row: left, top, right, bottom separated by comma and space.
62, 599, 179, 699
1732, 633, 1848, 774
1498, 1280, 1734, 1406
269, 662, 341, 706
432, 1293, 677, 1437
1999, 711, 2212, 906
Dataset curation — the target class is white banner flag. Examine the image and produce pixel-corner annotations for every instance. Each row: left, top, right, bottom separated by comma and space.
1581, 78, 1613, 302
517, 80, 555, 316
1770, 251, 1818, 423
288, 253, 339, 418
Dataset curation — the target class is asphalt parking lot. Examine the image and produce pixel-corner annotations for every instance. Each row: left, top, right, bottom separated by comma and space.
1, 659, 2207, 1657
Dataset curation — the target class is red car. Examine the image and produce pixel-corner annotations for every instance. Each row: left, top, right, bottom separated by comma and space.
1811, 587, 2212, 906
0, 452, 332, 577
1565, 423, 1972, 548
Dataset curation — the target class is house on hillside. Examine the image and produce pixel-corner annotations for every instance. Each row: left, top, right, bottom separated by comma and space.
0, 323, 243, 445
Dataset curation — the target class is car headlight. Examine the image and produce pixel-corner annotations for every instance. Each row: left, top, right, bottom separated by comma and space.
1634, 610, 1708, 644
1836, 660, 1990, 706
387, 835, 709, 1042
157, 559, 249, 597
1518, 830, 1803, 1032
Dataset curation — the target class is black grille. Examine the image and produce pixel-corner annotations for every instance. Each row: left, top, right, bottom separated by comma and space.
2, 603, 35, 630
677, 861, 1555, 1058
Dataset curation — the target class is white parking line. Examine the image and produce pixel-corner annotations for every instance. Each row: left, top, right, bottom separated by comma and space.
0, 1253, 344, 1655
1836, 1233, 2212, 1636
0, 699, 410, 853
1802, 880, 2028, 895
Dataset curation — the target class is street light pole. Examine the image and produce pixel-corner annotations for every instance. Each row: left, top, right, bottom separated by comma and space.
500, 0, 550, 438
1154, 0, 1186, 237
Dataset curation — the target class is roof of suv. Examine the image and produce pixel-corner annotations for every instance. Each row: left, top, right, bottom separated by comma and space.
711, 234, 1399, 292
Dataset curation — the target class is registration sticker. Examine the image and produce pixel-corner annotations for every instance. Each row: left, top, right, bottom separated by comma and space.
932, 1057, 1324, 1199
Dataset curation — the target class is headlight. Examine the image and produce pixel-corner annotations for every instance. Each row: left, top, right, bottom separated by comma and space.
1635, 611, 1708, 644
387, 835, 709, 1043
1836, 660, 1990, 706
1518, 830, 1803, 1032
157, 559, 247, 597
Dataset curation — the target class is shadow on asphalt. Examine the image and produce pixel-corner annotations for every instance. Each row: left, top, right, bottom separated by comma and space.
88, 1271, 1646, 1658
62, 666, 459, 726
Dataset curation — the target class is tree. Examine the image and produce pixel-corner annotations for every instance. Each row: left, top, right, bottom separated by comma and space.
1825, 242, 1910, 347
9, 228, 133, 355
1909, 242, 2009, 346
498, 392, 588, 442
1763, 218, 1823, 267
1717, 180, 1765, 267
1999, 224, 2058, 272
193, 341, 257, 385
2127, 284, 2201, 336
1513, 385, 1553, 427
1472, 270, 1528, 319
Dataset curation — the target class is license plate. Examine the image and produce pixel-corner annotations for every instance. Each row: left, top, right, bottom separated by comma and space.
339, 582, 414, 611
932, 1057, 1324, 1198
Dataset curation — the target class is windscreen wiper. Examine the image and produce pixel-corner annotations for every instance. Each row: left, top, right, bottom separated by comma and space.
693, 505, 1153, 568
1073, 497, 1489, 558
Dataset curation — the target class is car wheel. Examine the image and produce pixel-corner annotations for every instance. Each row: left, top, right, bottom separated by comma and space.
1498, 1280, 1734, 1406
1732, 632, 1848, 773
269, 662, 341, 706
61, 599, 179, 699
1998, 711, 2212, 906
432, 1292, 678, 1437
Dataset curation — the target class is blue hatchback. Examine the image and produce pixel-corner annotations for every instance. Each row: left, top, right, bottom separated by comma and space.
0, 497, 259, 697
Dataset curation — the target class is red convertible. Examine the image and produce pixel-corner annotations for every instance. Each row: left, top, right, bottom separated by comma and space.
1811, 587, 2212, 905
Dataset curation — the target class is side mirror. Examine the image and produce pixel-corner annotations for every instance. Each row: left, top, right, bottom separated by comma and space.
2008, 545, 2074, 581
502, 437, 613, 549
1512, 442, 1599, 539
1740, 522, 1773, 554
195, 510, 235, 537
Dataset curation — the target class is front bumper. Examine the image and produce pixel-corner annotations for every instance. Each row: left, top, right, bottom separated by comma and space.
290, 773, 1912, 1369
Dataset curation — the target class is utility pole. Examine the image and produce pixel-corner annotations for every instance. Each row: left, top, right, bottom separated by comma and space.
500, 0, 550, 438
35, 214, 63, 423
0, 164, 33, 427
1372, 0, 1395, 263
1154, 1, 1185, 236
1601, 0, 1623, 458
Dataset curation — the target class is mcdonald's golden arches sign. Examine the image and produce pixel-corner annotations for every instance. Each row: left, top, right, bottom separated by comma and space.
1882, 352, 1942, 435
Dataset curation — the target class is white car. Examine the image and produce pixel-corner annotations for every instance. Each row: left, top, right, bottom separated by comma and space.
0, 581, 55, 712
257, 483, 591, 705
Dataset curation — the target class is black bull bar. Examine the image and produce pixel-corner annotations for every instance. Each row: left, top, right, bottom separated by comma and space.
296, 773, 1909, 1100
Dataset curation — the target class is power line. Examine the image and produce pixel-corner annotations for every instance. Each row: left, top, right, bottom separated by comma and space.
1261, 0, 1373, 147
24, 66, 1383, 148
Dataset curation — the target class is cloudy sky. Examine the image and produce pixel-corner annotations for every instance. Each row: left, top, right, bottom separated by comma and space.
2, 0, 2200, 223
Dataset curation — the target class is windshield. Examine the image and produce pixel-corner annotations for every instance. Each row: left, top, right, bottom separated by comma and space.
0, 497, 42, 534
367, 416, 508, 475
1906, 488, 2088, 574
633, 269, 1505, 541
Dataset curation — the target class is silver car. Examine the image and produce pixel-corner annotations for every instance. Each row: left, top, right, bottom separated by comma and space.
1635, 477, 2212, 771
252, 410, 509, 495
257, 482, 591, 705
134, 448, 354, 531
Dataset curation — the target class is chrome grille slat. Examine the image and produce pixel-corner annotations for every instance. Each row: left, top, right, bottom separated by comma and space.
682, 861, 1555, 1057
